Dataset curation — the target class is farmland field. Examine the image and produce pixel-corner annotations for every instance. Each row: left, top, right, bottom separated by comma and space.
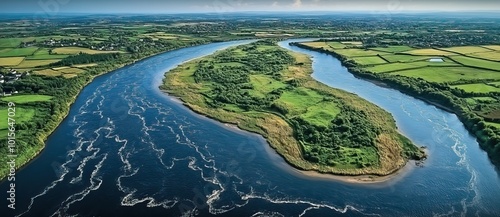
451, 83, 500, 93
380, 55, 438, 63
0, 47, 38, 57
0, 57, 25, 66
482, 45, 500, 51
334, 49, 387, 57
0, 38, 23, 47
0, 94, 53, 103
390, 67, 500, 83
34, 69, 62, 76
26, 48, 69, 60
73, 63, 98, 68
52, 47, 125, 55
469, 51, 500, 61
365, 61, 459, 73
369, 46, 414, 53
449, 55, 500, 71
56, 67, 86, 74
16, 59, 62, 68
441, 46, 492, 54
326, 42, 346, 49
403, 48, 456, 56
352, 56, 387, 65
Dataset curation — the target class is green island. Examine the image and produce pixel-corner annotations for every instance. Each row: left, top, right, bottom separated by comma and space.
161, 40, 425, 176
294, 41, 500, 163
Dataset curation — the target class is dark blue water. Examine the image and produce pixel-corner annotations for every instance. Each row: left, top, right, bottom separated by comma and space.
1, 39, 499, 217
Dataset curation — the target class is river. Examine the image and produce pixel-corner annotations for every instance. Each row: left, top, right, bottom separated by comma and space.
1, 39, 499, 217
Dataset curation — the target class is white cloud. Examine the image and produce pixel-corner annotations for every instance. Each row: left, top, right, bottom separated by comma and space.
292, 0, 302, 8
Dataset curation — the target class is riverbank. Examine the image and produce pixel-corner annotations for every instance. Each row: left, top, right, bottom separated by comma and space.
161, 40, 425, 178
291, 41, 500, 167
164, 90, 418, 184
0, 40, 217, 181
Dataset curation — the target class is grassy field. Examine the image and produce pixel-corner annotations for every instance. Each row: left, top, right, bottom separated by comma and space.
441, 46, 492, 54
334, 49, 387, 57
365, 61, 459, 73
0, 107, 36, 130
352, 56, 387, 65
277, 87, 334, 118
52, 47, 125, 55
390, 67, 500, 83
16, 59, 61, 68
369, 46, 414, 53
0, 57, 25, 66
469, 51, 500, 61
0, 94, 52, 103
403, 48, 456, 56
486, 122, 500, 129
300, 42, 332, 50
248, 74, 287, 97
25, 48, 69, 60
326, 42, 346, 49
299, 101, 341, 127
0, 38, 23, 48
0, 47, 38, 57
449, 55, 500, 71
381, 55, 439, 63
451, 83, 500, 93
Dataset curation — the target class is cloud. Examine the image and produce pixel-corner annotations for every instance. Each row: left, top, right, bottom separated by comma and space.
292, 0, 302, 8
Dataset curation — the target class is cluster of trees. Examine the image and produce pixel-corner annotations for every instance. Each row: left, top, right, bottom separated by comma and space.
193, 41, 294, 110
50, 53, 121, 66
291, 106, 381, 166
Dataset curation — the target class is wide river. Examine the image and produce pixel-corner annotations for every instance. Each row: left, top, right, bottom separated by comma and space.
2, 39, 500, 217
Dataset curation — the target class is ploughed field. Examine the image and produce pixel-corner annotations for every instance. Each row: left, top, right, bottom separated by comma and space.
300, 41, 500, 129
162, 41, 425, 176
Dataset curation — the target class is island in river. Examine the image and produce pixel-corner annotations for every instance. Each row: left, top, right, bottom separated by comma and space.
161, 40, 426, 177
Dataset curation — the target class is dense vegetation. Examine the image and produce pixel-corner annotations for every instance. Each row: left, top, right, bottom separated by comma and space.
162, 41, 425, 175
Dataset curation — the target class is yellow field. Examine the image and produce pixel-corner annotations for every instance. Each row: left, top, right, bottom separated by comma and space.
300, 42, 331, 50
52, 47, 124, 55
16, 59, 61, 68
341, 41, 363, 45
403, 49, 456, 56
52, 66, 70, 70
482, 45, 500, 51
34, 69, 62, 76
73, 63, 98, 68
469, 51, 500, 61
62, 74, 78, 78
441, 46, 492, 54
0, 57, 25, 66
56, 67, 85, 74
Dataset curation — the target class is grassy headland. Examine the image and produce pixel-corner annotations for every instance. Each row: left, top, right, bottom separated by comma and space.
161, 40, 425, 176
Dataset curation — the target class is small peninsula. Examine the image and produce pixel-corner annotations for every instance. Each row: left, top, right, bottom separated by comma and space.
161, 40, 425, 176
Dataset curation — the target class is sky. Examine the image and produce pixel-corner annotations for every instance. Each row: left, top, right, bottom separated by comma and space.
1, 0, 499, 14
